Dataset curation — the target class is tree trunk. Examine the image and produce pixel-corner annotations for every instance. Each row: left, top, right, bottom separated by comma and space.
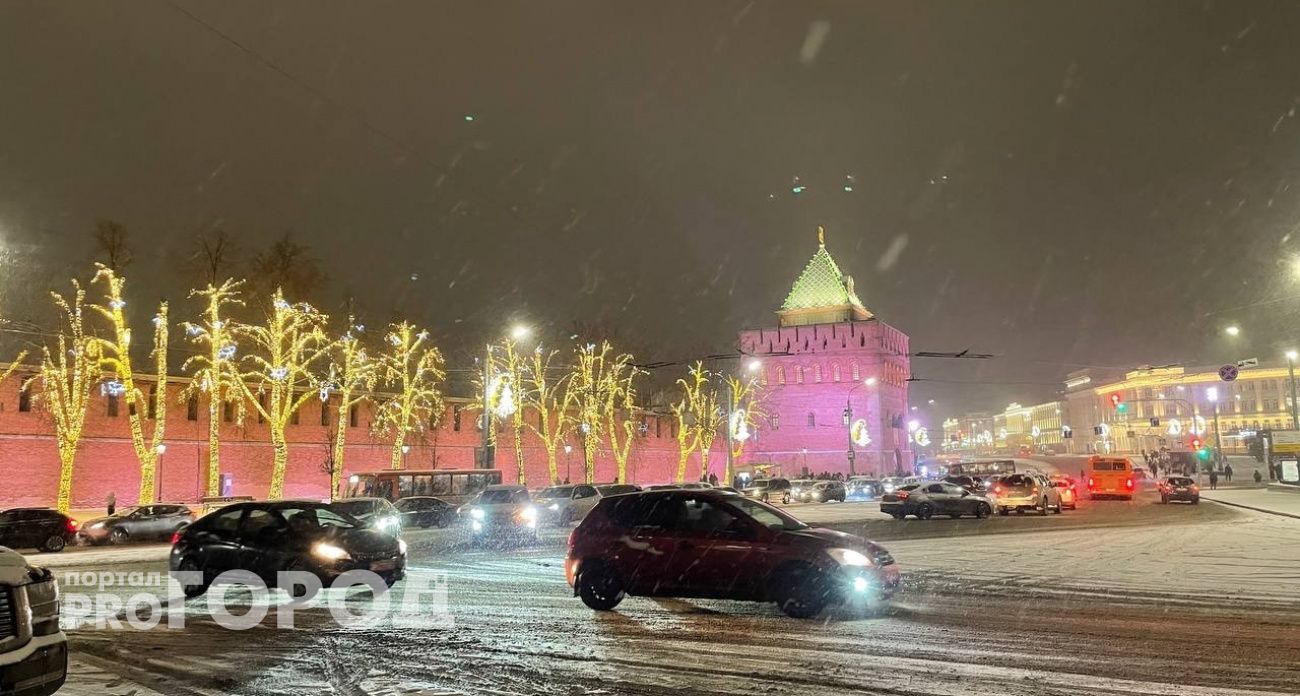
332, 409, 349, 501
583, 437, 596, 483
676, 449, 690, 483
206, 395, 221, 497
267, 425, 289, 499
56, 450, 75, 514
513, 419, 527, 486
391, 437, 405, 469
137, 453, 157, 505
545, 448, 559, 485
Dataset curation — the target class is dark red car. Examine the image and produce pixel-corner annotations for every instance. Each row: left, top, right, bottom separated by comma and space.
564, 489, 900, 618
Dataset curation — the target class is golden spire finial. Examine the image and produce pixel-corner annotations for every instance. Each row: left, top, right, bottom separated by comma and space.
817, 225, 825, 246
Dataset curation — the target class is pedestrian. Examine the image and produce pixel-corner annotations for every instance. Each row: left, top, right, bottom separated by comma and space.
708, 472, 719, 487
1209, 469, 1218, 490
1253, 469, 1263, 485
562, 477, 570, 485
1224, 463, 1233, 482
106, 491, 116, 516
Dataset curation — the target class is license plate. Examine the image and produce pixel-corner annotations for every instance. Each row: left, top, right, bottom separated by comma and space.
1175, 488, 1188, 492
370, 559, 397, 572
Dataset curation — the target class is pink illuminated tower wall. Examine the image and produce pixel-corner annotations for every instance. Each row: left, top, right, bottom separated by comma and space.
738, 230, 912, 478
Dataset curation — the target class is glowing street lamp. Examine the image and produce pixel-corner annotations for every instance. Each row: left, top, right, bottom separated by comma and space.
1225, 325, 1240, 337
844, 377, 878, 476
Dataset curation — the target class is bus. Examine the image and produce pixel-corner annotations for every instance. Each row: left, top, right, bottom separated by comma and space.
933, 459, 1017, 479
342, 469, 503, 504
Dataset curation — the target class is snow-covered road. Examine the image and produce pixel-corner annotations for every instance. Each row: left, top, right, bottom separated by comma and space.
55, 492, 1300, 695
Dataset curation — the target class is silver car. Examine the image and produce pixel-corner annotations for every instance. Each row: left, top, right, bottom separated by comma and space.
79, 504, 195, 545
992, 473, 1063, 515
533, 484, 602, 526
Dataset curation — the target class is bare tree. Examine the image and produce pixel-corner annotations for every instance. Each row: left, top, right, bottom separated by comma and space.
92, 219, 132, 270
193, 229, 238, 284
249, 233, 325, 302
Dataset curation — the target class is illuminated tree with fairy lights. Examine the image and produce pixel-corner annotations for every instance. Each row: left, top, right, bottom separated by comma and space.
89, 264, 169, 504
180, 279, 246, 497
372, 322, 446, 470
325, 317, 378, 499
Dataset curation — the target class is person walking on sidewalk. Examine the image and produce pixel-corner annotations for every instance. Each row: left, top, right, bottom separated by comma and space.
105, 491, 116, 516
1224, 463, 1233, 482
1254, 469, 1263, 485
1209, 470, 1219, 490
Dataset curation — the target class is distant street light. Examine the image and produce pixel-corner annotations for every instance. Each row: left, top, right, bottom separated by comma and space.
1288, 351, 1300, 430
1225, 325, 1240, 337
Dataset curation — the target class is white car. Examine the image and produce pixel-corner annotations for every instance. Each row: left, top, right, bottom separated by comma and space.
0, 546, 66, 696
533, 484, 603, 526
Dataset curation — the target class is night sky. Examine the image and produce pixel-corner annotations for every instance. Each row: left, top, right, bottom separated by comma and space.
2, 1, 1300, 415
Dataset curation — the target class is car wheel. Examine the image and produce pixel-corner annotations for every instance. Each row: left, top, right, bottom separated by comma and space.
1053, 502, 1063, 514
177, 558, 209, 598
890, 513, 904, 520
41, 534, 66, 553
110, 527, 130, 544
916, 503, 934, 520
577, 561, 625, 611
1192, 498, 1200, 505
773, 564, 830, 619
1038, 499, 1049, 516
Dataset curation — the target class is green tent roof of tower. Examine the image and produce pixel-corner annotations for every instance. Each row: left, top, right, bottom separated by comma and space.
780, 236, 868, 313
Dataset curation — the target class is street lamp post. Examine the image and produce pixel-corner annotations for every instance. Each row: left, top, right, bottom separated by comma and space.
723, 359, 762, 487
154, 443, 166, 502
844, 377, 877, 477
1287, 350, 1299, 430
564, 444, 573, 483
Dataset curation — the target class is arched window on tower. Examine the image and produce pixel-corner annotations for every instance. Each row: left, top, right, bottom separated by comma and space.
795, 366, 804, 384
851, 362, 860, 381
776, 366, 786, 385
813, 364, 823, 383
807, 411, 816, 428
832, 364, 842, 382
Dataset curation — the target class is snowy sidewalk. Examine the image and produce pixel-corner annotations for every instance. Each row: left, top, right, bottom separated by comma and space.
1201, 486, 1300, 519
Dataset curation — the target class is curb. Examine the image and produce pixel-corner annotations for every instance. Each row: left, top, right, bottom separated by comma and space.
1203, 497, 1300, 521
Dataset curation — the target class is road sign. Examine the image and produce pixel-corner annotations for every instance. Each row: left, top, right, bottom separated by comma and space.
1237, 357, 1259, 369
1218, 364, 1239, 382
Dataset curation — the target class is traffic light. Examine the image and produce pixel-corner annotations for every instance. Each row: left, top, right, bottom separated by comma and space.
1197, 446, 1211, 460
1149, 417, 1160, 427
1109, 392, 1126, 413
1190, 436, 1202, 450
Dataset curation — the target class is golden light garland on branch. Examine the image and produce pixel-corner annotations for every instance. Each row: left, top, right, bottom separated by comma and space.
562, 341, 632, 484
723, 372, 767, 485
25, 281, 97, 513
672, 362, 719, 483
181, 279, 246, 498
90, 264, 169, 504
239, 288, 333, 499
326, 316, 378, 500
603, 359, 641, 485
372, 322, 446, 470
521, 347, 570, 485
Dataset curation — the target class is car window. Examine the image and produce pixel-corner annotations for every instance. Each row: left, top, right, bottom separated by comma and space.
926, 483, 945, 494
679, 498, 741, 536
539, 486, 575, 498
285, 505, 358, 529
480, 489, 530, 504
239, 509, 283, 539
395, 498, 427, 512
942, 483, 966, 494
573, 485, 598, 499
206, 507, 244, 536
898, 484, 921, 492
1091, 461, 1114, 471
726, 497, 808, 531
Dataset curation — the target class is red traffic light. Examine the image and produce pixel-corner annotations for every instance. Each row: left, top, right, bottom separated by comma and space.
1109, 393, 1122, 408
1190, 437, 1202, 450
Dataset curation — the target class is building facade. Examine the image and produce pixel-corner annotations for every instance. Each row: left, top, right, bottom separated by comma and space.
739, 231, 912, 477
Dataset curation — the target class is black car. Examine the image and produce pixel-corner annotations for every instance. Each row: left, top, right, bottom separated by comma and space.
78, 504, 194, 545
169, 500, 407, 598
0, 508, 78, 553
330, 497, 402, 535
394, 496, 456, 528
1158, 476, 1200, 504
880, 482, 993, 520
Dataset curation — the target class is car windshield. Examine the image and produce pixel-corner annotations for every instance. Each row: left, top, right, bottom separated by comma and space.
480, 489, 530, 504
281, 505, 359, 530
1168, 478, 1195, 486
726, 497, 807, 531
536, 486, 574, 498
329, 500, 375, 518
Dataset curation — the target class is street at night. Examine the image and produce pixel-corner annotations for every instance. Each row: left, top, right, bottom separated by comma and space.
40, 480, 1300, 696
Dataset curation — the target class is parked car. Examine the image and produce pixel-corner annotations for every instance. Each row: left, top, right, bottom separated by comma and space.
534, 484, 602, 526
846, 477, 882, 498
565, 489, 900, 618
679, 482, 715, 490
459, 485, 539, 544
329, 497, 402, 535
1158, 476, 1200, 504
0, 508, 78, 553
78, 504, 194, 545
741, 477, 792, 504
879, 477, 906, 494
643, 484, 681, 491
991, 473, 1062, 515
880, 482, 993, 520
806, 481, 847, 503
1048, 475, 1079, 510
394, 496, 457, 528
0, 547, 66, 696
169, 500, 407, 598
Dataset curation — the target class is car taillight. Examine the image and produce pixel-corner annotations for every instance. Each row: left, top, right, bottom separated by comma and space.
1191, 485, 1200, 492
993, 486, 1003, 495
65, 519, 79, 533
170, 531, 182, 545
1087, 477, 1095, 488
567, 528, 577, 548
896, 491, 909, 500
1125, 478, 1134, 489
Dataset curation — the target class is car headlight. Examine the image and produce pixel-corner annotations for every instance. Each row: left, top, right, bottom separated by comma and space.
548, 503, 560, 511
398, 539, 407, 555
827, 547, 874, 567
520, 506, 538, 522
469, 508, 485, 521
379, 516, 400, 531
312, 542, 351, 561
